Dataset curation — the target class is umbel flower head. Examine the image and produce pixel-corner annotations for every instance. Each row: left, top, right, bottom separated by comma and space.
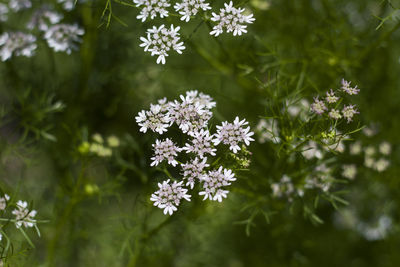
44, 24, 84, 54
0, 32, 37, 61
27, 6, 62, 31
134, 0, 170, 22
9, 0, 32, 12
12, 200, 37, 228
210, 1, 255, 36
174, 0, 211, 22
140, 24, 185, 64
181, 157, 209, 189
182, 129, 216, 158
199, 167, 236, 202
151, 138, 182, 167
150, 179, 191, 215
168, 94, 212, 135
135, 103, 171, 134
0, 194, 10, 210
213, 117, 254, 153
341, 79, 360, 95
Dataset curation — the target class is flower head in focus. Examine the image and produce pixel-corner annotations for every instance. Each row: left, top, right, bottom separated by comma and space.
181, 157, 209, 189
210, 1, 255, 36
134, 0, 170, 22
151, 138, 181, 167
12, 200, 37, 228
140, 24, 185, 64
174, 0, 211, 22
341, 79, 360, 95
150, 179, 191, 215
182, 129, 216, 158
136, 103, 171, 134
199, 167, 236, 202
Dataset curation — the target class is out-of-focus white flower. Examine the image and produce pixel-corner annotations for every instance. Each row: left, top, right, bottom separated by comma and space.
349, 141, 362, 155
134, 0, 170, 22
0, 194, 10, 210
286, 99, 309, 120
364, 156, 375, 168
342, 164, 357, 180
374, 158, 390, 172
181, 157, 209, 189
311, 97, 327, 115
136, 103, 171, 134
107, 135, 120, 147
302, 141, 323, 160
27, 6, 62, 31
342, 104, 359, 123
271, 175, 299, 201
0, 3, 8, 22
255, 118, 280, 144
174, 0, 211, 22
341, 79, 360, 95
140, 24, 185, 64
57, 0, 77, 11
364, 145, 376, 157
362, 124, 378, 137
182, 129, 216, 158
44, 24, 84, 54
379, 141, 391, 155
0, 32, 37, 61
168, 94, 211, 135
9, 0, 31, 12
213, 117, 254, 153
328, 109, 342, 120
151, 138, 181, 167
12, 200, 37, 228
199, 167, 236, 202
150, 179, 191, 215
210, 1, 255, 36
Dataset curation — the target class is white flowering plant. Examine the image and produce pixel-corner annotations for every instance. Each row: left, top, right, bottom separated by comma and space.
136, 90, 254, 215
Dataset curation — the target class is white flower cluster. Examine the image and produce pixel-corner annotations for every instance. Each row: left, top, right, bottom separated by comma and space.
255, 118, 280, 144
9, 0, 32, 12
44, 24, 85, 54
134, 0, 170, 21
0, 194, 38, 229
0, 32, 37, 61
210, 1, 255, 36
140, 25, 185, 64
311, 79, 360, 123
174, 0, 211, 22
271, 175, 303, 201
136, 90, 254, 215
0, 3, 85, 61
27, 6, 63, 31
136, 1, 255, 63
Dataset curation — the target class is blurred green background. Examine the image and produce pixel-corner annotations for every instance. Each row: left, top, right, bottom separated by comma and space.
0, 0, 400, 266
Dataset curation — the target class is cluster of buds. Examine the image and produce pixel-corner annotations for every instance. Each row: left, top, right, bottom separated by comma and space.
135, 90, 254, 215
311, 79, 360, 123
78, 133, 120, 157
137, 1, 255, 64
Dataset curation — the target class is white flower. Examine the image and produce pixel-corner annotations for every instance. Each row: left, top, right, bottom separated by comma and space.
255, 118, 280, 144
135, 103, 171, 134
374, 158, 390, 172
364, 156, 375, 168
174, 0, 211, 22
181, 157, 209, 189
325, 89, 339, 103
0, 4, 8, 22
168, 94, 211, 135
349, 141, 362, 155
9, 0, 31, 12
140, 24, 185, 64
271, 175, 296, 200
12, 200, 37, 228
0, 32, 37, 61
302, 141, 323, 160
328, 109, 342, 120
210, 1, 255, 36
364, 145, 376, 157
379, 141, 391, 155
311, 97, 327, 115
182, 129, 216, 158
342, 105, 359, 123
213, 117, 254, 153
150, 138, 181, 167
342, 164, 357, 180
185, 90, 216, 110
134, 0, 170, 22
341, 79, 360, 95
150, 179, 191, 215
27, 6, 63, 31
199, 167, 236, 202
44, 24, 84, 54
0, 194, 10, 210
57, 0, 76, 11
